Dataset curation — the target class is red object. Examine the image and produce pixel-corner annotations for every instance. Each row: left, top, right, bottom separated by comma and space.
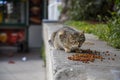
0, 29, 25, 45
17, 31, 25, 42
8, 60, 15, 64
10, 33, 18, 44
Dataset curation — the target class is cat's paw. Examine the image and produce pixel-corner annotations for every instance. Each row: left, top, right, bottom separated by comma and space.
55, 46, 61, 50
64, 48, 71, 53
54, 46, 58, 49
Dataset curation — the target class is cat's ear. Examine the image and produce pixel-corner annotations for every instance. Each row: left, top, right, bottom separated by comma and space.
79, 31, 84, 35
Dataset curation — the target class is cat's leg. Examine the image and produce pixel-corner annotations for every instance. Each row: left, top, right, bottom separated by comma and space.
54, 43, 62, 50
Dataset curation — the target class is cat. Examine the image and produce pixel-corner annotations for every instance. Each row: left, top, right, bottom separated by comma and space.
49, 26, 85, 53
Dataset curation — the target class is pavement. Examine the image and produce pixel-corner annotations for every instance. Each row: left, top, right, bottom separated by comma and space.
0, 48, 46, 80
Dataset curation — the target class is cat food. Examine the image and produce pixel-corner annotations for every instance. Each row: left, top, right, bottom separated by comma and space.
68, 49, 116, 63
68, 53, 103, 63
112, 58, 115, 60
108, 57, 110, 60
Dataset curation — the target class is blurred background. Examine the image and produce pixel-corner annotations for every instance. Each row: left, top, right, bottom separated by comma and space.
0, 0, 120, 80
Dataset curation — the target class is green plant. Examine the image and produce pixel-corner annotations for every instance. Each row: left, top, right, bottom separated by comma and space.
65, 21, 108, 38
41, 44, 46, 67
61, 0, 113, 21
106, 1, 120, 48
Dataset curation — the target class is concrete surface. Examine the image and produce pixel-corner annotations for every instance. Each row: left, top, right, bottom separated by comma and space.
0, 48, 46, 80
43, 23, 120, 80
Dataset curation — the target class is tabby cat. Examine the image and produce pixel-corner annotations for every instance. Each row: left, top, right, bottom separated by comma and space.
49, 26, 85, 53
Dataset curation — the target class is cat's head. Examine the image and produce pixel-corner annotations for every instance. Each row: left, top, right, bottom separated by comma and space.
59, 30, 85, 49
68, 31, 85, 48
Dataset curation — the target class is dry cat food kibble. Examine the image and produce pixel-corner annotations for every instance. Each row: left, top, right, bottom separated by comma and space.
68, 53, 103, 63
68, 49, 117, 63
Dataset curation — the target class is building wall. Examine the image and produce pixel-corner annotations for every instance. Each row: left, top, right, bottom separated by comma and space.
49, 0, 55, 4
28, 25, 43, 48
48, 0, 61, 20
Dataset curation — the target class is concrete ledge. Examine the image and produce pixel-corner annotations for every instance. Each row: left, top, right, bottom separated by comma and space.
43, 22, 120, 80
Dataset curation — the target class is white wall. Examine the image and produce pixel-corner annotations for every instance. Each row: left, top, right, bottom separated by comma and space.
48, 0, 61, 20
